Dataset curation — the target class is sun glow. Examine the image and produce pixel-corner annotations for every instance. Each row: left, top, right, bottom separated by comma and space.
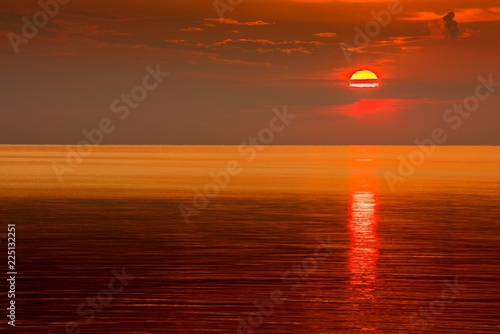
349, 70, 379, 88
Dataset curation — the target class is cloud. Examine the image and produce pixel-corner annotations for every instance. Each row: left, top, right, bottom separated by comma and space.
42, 22, 133, 45
165, 39, 188, 44
212, 38, 327, 53
162, 37, 329, 55
214, 38, 276, 46
339, 35, 428, 58
443, 12, 459, 39
425, 12, 479, 40
257, 47, 312, 54
327, 99, 413, 119
203, 18, 270, 26
205, 53, 273, 67
61, 24, 132, 37
213, 38, 325, 46
401, 11, 442, 21
313, 32, 337, 38
180, 27, 204, 32
402, 8, 500, 23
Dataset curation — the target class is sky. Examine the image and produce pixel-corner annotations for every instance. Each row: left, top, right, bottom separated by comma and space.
1, 0, 500, 145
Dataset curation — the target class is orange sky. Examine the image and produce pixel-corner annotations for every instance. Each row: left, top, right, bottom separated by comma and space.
1, 0, 499, 144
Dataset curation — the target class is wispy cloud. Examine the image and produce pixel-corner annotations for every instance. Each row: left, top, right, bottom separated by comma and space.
313, 32, 337, 38
165, 39, 188, 44
212, 38, 327, 53
203, 18, 270, 26
180, 27, 204, 32
258, 47, 313, 54
214, 38, 325, 46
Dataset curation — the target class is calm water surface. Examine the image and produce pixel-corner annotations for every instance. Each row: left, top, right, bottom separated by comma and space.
0, 145, 499, 333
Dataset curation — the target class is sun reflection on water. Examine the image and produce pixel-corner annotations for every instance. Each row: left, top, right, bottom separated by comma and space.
347, 147, 380, 331
348, 189, 379, 296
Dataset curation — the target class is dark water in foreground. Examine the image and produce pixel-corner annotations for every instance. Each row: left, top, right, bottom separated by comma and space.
1, 146, 500, 333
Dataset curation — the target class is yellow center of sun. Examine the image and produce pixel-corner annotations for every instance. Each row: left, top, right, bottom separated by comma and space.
349, 70, 379, 88
350, 70, 378, 81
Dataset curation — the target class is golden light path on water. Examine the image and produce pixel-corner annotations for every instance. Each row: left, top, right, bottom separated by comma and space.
347, 148, 380, 331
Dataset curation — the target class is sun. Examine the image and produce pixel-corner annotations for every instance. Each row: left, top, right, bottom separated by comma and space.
349, 70, 379, 88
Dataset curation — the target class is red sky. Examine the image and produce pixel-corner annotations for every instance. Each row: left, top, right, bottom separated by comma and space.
1, 0, 500, 144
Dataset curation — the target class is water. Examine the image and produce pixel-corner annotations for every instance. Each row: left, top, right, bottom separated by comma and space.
1, 145, 499, 333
